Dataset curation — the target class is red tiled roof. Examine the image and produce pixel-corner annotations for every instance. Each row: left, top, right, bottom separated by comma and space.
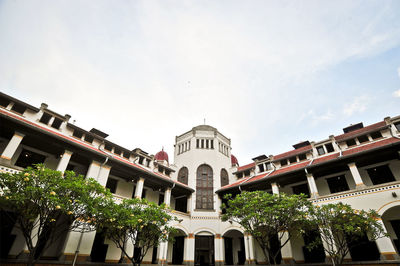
236, 162, 255, 172
273, 145, 312, 160
0, 108, 193, 191
342, 137, 400, 156
335, 121, 387, 141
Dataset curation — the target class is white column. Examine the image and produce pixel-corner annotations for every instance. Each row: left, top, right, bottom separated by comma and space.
1, 131, 24, 161
271, 182, 279, 195
164, 187, 172, 206
56, 150, 73, 172
248, 235, 255, 263
306, 173, 319, 198
375, 219, 399, 260
280, 231, 294, 264
215, 234, 224, 266
135, 177, 145, 198
157, 241, 169, 265
244, 233, 255, 264
184, 234, 195, 266
187, 194, 193, 213
348, 162, 365, 188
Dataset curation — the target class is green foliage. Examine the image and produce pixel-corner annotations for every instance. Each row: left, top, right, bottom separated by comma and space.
97, 198, 177, 266
0, 164, 112, 265
307, 203, 387, 265
221, 191, 312, 265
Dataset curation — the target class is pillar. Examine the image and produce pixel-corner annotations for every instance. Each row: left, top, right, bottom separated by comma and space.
164, 187, 171, 206
348, 162, 365, 188
280, 232, 295, 264
135, 177, 145, 198
1, 131, 24, 161
187, 194, 193, 213
215, 234, 224, 266
244, 233, 255, 264
184, 234, 195, 266
375, 219, 399, 260
306, 173, 319, 198
271, 182, 279, 195
158, 241, 168, 265
56, 150, 73, 172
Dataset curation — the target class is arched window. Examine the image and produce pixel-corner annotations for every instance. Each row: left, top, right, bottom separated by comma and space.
196, 164, 213, 210
178, 167, 189, 185
220, 168, 229, 187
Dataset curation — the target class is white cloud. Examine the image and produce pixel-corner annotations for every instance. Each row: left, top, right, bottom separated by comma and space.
343, 96, 370, 116
393, 89, 400, 98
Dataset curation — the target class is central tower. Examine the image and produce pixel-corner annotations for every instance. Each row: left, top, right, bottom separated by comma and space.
173, 125, 232, 215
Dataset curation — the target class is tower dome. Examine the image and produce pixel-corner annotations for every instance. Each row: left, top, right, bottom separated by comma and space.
231, 154, 239, 166
155, 148, 169, 163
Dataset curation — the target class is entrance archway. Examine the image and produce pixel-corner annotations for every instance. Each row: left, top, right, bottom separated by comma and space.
172, 229, 187, 265
382, 205, 400, 254
195, 231, 215, 266
223, 229, 245, 265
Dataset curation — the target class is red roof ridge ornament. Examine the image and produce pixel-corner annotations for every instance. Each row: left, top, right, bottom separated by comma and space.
231, 154, 239, 167
155, 148, 169, 163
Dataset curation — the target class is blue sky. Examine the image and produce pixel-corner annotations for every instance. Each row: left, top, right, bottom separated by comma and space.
0, 0, 399, 165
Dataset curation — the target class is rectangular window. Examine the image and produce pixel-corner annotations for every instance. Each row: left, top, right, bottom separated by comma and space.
105, 178, 118, 194
0, 96, 10, 107
292, 183, 310, 197
357, 135, 369, 143
346, 139, 357, 147
142, 189, 147, 199
104, 143, 112, 151
366, 165, 396, 185
114, 147, 122, 155
281, 159, 288, 166
316, 146, 325, 155
298, 153, 307, 161
258, 164, 265, 172
11, 103, 26, 115
289, 156, 297, 163
84, 134, 94, 144
266, 163, 273, 170
51, 117, 63, 129
196, 139, 199, 148
201, 139, 204, 148
370, 131, 382, 140
158, 193, 164, 205
237, 172, 243, 179
73, 129, 83, 139
210, 140, 214, 149
123, 151, 130, 159
39, 113, 52, 124
206, 139, 209, 149
15, 149, 46, 168
325, 143, 335, 153
326, 175, 350, 194
138, 156, 144, 165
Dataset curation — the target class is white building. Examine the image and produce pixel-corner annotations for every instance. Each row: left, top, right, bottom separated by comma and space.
1, 91, 400, 265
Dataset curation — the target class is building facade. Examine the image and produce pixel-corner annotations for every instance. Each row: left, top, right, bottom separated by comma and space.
1, 91, 400, 265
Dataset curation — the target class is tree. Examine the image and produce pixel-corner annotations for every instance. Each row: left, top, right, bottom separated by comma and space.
221, 191, 311, 265
0, 164, 112, 266
307, 203, 387, 266
97, 198, 176, 266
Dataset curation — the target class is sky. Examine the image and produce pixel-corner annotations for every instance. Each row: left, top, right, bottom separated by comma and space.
0, 0, 400, 165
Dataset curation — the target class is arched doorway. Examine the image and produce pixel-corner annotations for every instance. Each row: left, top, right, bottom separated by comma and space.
195, 231, 215, 266
223, 229, 245, 265
172, 229, 187, 265
382, 205, 400, 254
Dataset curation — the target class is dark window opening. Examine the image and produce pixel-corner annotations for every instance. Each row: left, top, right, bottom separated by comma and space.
104, 143, 112, 152
210, 140, 214, 149
142, 189, 147, 199
358, 135, 369, 143
158, 166, 164, 174
11, 104, 26, 115
73, 130, 83, 139
346, 139, 356, 147
39, 113, 52, 124
292, 183, 310, 197
244, 170, 250, 177
281, 160, 288, 166
302, 229, 325, 263
15, 149, 46, 168
298, 153, 307, 161
131, 186, 136, 198
346, 232, 380, 261
196, 139, 199, 148
105, 178, 118, 194
122, 151, 130, 159
0, 97, 10, 107
175, 196, 187, 213
138, 157, 144, 165
370, 131, 382, 140
367, 165, 396, 185
316, 146, 325, 155
289, 156, 297, 163
326, 175, 349, 194
258, 164, 265, 172
66, 164, 75, 171
51, 117, 63, 129
84, 134, 94, 143
158, 194, 164, 205
178, 167, 188, 185
201, 139, 204, 148
206, 140, 209, 149
114, 147, 122, 155
395, 122, 400, 132
237, 172, 243, 179
221, 169, 229, 187
325, 143, 335, 153
165, 169, 171, 176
